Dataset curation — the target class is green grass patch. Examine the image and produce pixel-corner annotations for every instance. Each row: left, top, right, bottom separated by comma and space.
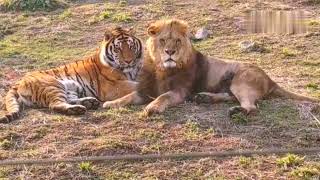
193, 38, 216, 52
183, 120, 214, 140
290, 164, 320, 179
137, 129, 162, 142
230, 112, 249, 125
118, 0, 128, 7
111, 12, 132, 22
0, 0, 66, 11
105, 170, 138, 179
79, 162, 93, 173
93, 2, 133, 23
276, 154, 304, 169
0, 168, 9, 178
258, 101, 299, 127
0, 139, 13, 150
0, 33, 91, 69
238, 156, 253, 168
99, 10, 111, 20
59, 9, 72, 20
306, 83, 319, 90
281, 48, 297, 58
308, 20, 320, 26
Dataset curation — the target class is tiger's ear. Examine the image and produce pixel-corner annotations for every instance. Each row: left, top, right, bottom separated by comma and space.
147, 23, 160, 37
104, 28, 113, 41
127, 27, 135, 35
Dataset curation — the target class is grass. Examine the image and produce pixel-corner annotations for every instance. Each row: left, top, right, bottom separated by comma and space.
1, 0, 320, 179
0, 33, 91, 69
79, 162, 94, 172
231, 112, 249, 125
59, 9, 72, 20
306, 83, 319, 90
238, 156, 253, 168
290, 164, 320, 179
183, 120, 201, 140
276, 154, 304, 169
308, 20, 320, 26
281, 47, 297, 57
0, 139, 13, 150
0, 0, 65, 11
94, 2, 133, 23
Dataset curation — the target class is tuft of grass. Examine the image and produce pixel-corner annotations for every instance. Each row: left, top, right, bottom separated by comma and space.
306, 83, 319, 90
79, 162, 93, 172
281, 48, 297, 58
290, 165, 320, 179
308, 20, 320, 26
51, 115, 66, 122
238, 156, 253, 168
118, 0, 128, 7
0, 0, 65, 11
0, 33, 91, 69
183, 120, 201, 140
111, 12, 132, 22
105, 170, 138, 179
0, 139, 13, 150
33, 127, 49, 139
59, 9, 72, 20
0, 168, 9, 178
141, 143, 163, 154
99, 10, 111, 20
231, 113, 249, 125
276, 154, 304, 169
137, 129, 162, 142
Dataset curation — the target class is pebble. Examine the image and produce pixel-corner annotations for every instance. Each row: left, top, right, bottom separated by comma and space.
239, 40, 266, 53
194, 27, 209, 40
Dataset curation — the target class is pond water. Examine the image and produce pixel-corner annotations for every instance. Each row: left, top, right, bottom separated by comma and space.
244, 10, 310, 34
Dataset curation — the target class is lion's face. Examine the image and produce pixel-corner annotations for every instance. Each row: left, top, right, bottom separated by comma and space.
147, 19, 192, 69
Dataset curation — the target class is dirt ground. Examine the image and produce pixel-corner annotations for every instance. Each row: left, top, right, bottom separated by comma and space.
0, 0, 320, 179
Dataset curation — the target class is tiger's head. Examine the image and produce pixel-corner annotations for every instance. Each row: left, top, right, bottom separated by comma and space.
99, 27, 143, 80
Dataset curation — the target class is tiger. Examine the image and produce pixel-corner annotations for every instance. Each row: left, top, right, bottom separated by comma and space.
0, 27, 143, 123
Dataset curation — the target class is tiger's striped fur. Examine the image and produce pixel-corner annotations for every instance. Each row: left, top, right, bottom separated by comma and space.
0, 27, 143, 123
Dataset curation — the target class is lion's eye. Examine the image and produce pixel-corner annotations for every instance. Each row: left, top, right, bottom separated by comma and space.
176, 39, 181, 45
160, 39, 166, 45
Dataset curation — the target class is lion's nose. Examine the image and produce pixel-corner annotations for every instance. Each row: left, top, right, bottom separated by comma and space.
165, 49, 176, 56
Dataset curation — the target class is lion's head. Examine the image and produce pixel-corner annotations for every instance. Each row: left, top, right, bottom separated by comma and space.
146, 19, 193, 69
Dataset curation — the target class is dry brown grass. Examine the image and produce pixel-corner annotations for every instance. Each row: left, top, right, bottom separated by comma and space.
0, 0, 320, 179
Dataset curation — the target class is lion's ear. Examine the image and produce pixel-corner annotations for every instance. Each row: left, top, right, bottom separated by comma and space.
147, 24, 160, 37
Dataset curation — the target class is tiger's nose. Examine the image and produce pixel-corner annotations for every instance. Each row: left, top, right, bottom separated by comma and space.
165, 49, 176, 56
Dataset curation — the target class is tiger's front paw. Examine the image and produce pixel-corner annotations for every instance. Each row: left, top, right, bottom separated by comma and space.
143, 100, 165, 116
102, 100, 122, 109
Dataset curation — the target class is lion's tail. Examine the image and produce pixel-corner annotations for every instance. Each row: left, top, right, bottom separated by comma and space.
0, 88, 21, 123
271, 85, 320, 103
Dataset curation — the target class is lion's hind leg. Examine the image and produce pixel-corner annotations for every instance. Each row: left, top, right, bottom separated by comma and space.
194, 92, 236, 104
229, 85, 261, 117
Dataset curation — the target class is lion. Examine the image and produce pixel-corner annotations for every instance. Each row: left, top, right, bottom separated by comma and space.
103, 19, 319, 116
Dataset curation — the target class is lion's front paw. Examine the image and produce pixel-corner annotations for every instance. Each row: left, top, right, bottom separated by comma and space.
143, 101, 165, 116
102, 100, 122, 109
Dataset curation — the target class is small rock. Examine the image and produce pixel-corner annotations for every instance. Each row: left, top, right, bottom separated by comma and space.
239, 40, 266, 53
194, 27, 209, 40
